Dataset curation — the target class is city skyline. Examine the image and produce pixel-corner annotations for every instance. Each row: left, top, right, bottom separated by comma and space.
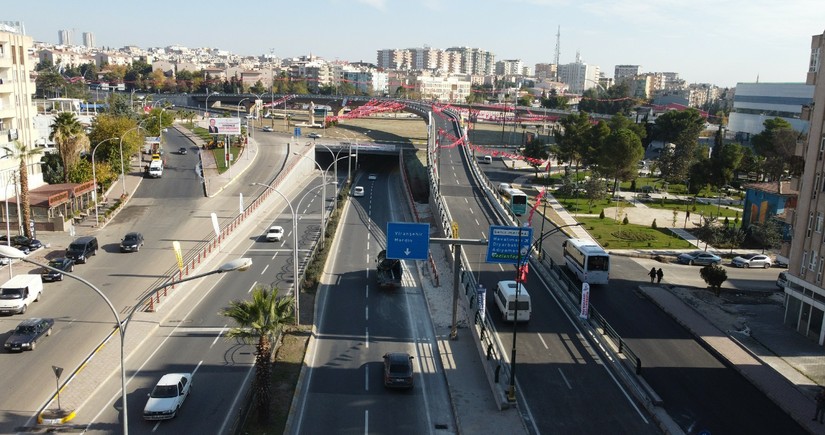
7, 0, 825, 88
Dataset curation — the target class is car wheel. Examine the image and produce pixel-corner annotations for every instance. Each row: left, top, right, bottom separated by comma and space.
70, 265, 74, 272
764, 263, 770, 269
59, 274, 64, 281
136, 245, 140, 252
46, 328, 52, 337
745, 263, 750, 268
20, 304, 26, 314
689, 260, 695, 266
35, 291, 41, 302
30, 341, 35, 351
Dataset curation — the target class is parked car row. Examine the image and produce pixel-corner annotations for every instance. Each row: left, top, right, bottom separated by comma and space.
677, 251, 776, 269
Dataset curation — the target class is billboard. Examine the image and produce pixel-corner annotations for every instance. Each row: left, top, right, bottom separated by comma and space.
207, 117, 241, 135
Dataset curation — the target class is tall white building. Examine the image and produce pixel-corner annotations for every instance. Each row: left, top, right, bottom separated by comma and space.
57, 29, 72, 46
0, 23, 45, 221
557, 53, 600, 94
82, 32, 95, 48
614, 65, 640, 82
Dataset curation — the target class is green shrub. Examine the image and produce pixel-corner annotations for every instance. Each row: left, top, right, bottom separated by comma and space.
651, 219, 658, 229
599, 209, 605, 219
622, 215, 629, 225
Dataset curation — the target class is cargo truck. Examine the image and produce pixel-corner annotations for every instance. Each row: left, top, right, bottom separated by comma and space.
376, 249, 402, 289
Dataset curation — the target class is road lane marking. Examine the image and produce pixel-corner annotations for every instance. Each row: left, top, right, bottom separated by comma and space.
474, 218, 480, 226
365, 410, 369, 434
537, 333, 549, 349
211, 326, 227, 348
261, 265, 269, 275
247, 281, 257, 294
557, 368, 572, 390
365, 328, 369, 349
365, 365, 369, 392
365, 305, 368, 321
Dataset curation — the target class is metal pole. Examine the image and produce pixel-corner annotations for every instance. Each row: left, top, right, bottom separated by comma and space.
91, 138, 117, 226
508, 224, 525, 403
450, 244, 461, 340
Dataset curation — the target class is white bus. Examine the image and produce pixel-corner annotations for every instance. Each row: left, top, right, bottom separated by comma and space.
562, 238, 610, 285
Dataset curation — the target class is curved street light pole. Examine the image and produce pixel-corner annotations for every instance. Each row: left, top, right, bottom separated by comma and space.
91, 138, 119, 226
0, 245, 251, 435
293, 153, 333, 244
118, 118, 152, 197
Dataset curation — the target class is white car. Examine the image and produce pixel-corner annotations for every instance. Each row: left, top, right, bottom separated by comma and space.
266, 226, 284, 242
143, 373, 192, 421
353, 186, 365, 197
368, 173, 377, 181
731, 253, 772, 268
308, 132, 322, 139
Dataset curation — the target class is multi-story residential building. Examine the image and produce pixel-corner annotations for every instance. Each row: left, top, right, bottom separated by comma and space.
534, 63, 556, 80
727, 82, 813, 141
614, 65, 641, 82
495, 59, 523, 76
410, 47, 440, 71
38, 49, 95, 71
445, 46, 494, 75
82, 32, 95, 48
784, 30, 825, 346
57, 29, 72, 46
557, 53, 600, 94
415, 74, 471, 103
0, 24, 45, 224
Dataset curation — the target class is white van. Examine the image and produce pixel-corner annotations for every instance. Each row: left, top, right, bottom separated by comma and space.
482, 155, 493, 164
0, 275, 44, 315
498, 183, 512, 195
353, 186, 365, 197
494, 280, 531, 322
148, 160, 163, 178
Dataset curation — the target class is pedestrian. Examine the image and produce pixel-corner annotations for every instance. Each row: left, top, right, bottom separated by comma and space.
648, 267, 656, 283
656, 268, 664, 284
814, 386, 825, 423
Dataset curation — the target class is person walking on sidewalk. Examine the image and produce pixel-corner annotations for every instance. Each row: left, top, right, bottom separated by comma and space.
648, 267, 656, 283
814, 386, 825, 423
656, 268, 664, 284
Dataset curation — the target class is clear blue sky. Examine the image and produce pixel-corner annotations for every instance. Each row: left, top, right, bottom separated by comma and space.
7, 0, 825, 88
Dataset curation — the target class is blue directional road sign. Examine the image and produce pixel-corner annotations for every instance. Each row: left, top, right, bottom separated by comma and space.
386, 222, 430, 260
486, 225, 533, 265
294, 127, 302, 137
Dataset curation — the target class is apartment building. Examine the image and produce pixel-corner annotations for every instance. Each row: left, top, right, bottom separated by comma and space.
0, 24, 45, 221
727, 82, 813, 141
557, 54, 600, 94
785, 30, 825, 346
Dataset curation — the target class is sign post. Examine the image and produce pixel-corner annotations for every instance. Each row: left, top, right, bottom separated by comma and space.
386, 222, 430, 260
486, 225, 533, 264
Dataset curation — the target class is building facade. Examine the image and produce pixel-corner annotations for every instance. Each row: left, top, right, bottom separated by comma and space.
727, 82, 814, 141
82, 32, 95, 48
785, 30, 825, 346
0, 24, 46, 225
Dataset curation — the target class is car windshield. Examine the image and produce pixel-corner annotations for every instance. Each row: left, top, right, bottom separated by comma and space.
389, 363, 410, 375
741, 254, 757, 259
15, 325, 36, 334
150, 385, 178, 398
124, 235, 138, 242
48, 260, 64, 268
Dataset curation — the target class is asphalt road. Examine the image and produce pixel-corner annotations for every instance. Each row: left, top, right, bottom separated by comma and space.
292, 166, 454, 434
434, 117, 659, 434
478, 145, 805, 433
0, 128, 293, 431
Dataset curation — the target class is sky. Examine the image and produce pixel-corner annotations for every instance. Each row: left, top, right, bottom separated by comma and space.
6, 0, 825, 88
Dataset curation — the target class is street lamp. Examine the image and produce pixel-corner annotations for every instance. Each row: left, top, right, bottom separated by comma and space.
0, 244, 251, 435
316, 143, 354, 209
205, 91, 218, 118
293, 152, 339, 244
118, 118, 152, 197
252, 182, 334, 325
91, 138, 119, 226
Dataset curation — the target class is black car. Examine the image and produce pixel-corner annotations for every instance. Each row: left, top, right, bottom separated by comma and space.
41, 258, 74, 282
0, 235, 43, 253
382, 352, 414, 389
178, 147, 188, 155
4, 317, 54, 352
120, 232, 144, 253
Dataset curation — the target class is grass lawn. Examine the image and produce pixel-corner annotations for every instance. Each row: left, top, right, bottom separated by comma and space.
577, 216, 695, 250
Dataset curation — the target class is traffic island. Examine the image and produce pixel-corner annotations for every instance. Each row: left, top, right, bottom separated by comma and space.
38, 408, 76, 426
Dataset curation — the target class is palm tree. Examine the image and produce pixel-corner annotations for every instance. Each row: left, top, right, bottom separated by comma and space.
3, 141, 43, 238
49, 111, 89, 182
220, 286, 294, 424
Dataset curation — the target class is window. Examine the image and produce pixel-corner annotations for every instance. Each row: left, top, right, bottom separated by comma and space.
818, 256, 824, 284
802, 251, 808, 275
816, 173, 822, 199
817, 212, 823, 233
810, 252, 818, 271
820, 137, 825, 160
808, 212, 814, 237
812, 47, 821, 74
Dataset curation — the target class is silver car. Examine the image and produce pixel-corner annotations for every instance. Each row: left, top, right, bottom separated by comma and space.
731, 253, 772, 268
677, 251, 722, 266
